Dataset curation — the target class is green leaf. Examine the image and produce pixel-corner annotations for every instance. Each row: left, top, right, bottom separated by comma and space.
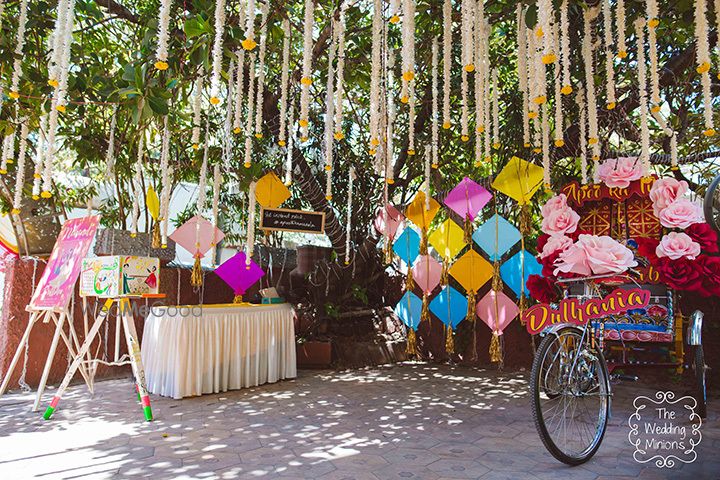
525, 4, 538, 29
184, 16, 210, 38
147, 95, 168, 115
122, 64, 136, 83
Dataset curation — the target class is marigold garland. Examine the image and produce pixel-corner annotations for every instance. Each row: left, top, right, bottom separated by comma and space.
243, 0, 257, 50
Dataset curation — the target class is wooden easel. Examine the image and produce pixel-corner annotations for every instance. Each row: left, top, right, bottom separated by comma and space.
43, 297, 153, 421
0, 305, 93, 412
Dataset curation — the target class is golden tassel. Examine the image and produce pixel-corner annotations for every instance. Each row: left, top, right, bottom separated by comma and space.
492, 262, 502, 291
421, 294, 429, 323
463, 216, 473, 244
384, 237, 393, 264
406, 267, 414, 291
420, 227, 428, 255
151, 221, 161, 249
519, 293, 527, 324
489, 332, 502, 363
406, 328, 418, 356
440, 259, 449, 286
191, 256, 203, 287
519, 204, 530, 235
445, 325, 455, 354
233, 294, 243, 303
466, 290, 476, 322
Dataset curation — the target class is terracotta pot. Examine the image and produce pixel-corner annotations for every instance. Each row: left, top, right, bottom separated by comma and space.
296, 340, 332, 368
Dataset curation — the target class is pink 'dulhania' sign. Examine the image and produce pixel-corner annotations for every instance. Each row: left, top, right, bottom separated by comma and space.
30, 216, 100, 311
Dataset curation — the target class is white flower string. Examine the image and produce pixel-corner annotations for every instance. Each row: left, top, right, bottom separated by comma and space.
299, 0, 314, 142
481, 21, 491, 163
461, 69, 469, 142
634, 19, 652, 177
400, 0, 416, 100
408, 76, 416, 156
526, 29, 539, 125
159, 117, 171, 246
553, 43, 564, 147
646, 3, 660, 112
222, 59, 235, 172
285, 104, 295, 185
154, 0, 172, 69
431, 38, 439, 169
54, 0, 76, 113
48, 0, 70, 87
461, 0, 475, 72
424, 144, 431, 210
197, 125, 209, 219
11, 120, 29, 214
369, 0, 382, 151
695, 0, 715, 136
386, 43, 396, 184
537, 0, 557, 64
542, 102, 550, 188
8, 0, 29, 99
582, 8, 600, 161
602, 0, 616, 110
210, 163, 221, 266
442, 0, 452, 130
243, 0, 257, 50
105, 106, 118, 177
345, 166, 355, 265
492, 69, 500, 150
715, 0, 720, 77
389, 0, 400, 23
278, 18, 291, 146
334, 4, 347, 141
192, 67, 204, 149
616, 0, 627, 59
32, 114, 47, 200
475, 2, 487, 141
243, 51, 257, 167
517, 6, 530, 147
42, 99, 58, 198
130, 133, 144, 237
0, 125, 14, 175
324, 17, 338, 201
209, 0, 226, 104
254, 2, 269, 139
246, 181, 257, 268
646, 0, 659, 28
559, 0, 572, 94
577, 86, 588, 184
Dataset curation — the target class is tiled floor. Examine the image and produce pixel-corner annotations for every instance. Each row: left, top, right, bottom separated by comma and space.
0, 363, 716, 479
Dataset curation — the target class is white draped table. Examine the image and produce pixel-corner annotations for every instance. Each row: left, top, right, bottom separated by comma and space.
142, 303, 297, 399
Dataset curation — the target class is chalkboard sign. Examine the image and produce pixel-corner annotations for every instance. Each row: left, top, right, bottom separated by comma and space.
259, 208, 326, 234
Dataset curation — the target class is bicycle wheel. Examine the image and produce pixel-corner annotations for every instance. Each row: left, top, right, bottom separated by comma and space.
531, 327, 611, 465
694, 346, 707, 418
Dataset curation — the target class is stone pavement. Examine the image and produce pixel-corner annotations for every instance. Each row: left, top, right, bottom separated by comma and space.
0, 363, 716, 480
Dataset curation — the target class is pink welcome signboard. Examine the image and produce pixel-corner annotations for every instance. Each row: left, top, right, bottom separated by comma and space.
29, 216, 100, 311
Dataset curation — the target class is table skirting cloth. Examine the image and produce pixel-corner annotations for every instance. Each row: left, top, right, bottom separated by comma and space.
142, 303, 297, 399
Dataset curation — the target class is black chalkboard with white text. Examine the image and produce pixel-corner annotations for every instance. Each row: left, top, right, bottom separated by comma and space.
259, 208, 326, 234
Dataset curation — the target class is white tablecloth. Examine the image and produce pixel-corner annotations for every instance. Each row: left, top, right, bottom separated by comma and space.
142, 303, 297, 399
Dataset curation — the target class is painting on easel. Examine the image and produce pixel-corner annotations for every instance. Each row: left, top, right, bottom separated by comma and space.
79, 256, 160, 298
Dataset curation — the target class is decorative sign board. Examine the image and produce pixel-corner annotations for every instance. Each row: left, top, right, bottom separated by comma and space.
30, 216, 100, 311
80, 256, 160, 298
524, 288, 651, 335
259, 207, 325, 234
561, 178, 655, 207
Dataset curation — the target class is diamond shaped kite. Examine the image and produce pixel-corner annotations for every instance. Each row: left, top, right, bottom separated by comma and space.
255, 171, 291, 208
500, 250, 542, 297
214, 251, 265, 296
411, 255, 442, 295
170, 215, 225, 257
374, 204, 404, 240
395, 291, 423, 331
430, 286, 468, 328
491, 156, 544, 205
443, 177, 492, 221
429, 219, 466, 260
405, 191, 440, 230
476, 290, 520, 334
392, 227, 421, 265
449, 249, 494, 293
472, 214, 521, 261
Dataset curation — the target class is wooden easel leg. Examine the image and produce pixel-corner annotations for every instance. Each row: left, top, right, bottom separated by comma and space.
120, 299, 153, 422
43, 299, 113, 420
0, 312, 38, 397
61, 310, 93, 393
33, 312, 66, 412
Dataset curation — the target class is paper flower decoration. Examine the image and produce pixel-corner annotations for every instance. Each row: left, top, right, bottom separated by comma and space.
472, 214, 521, 261
411, 255, 442, 295
405, 190, 440, 231
449, 249, 494, 293
255, 171, 291, 208
430, 286, 468, 329
429, 219, 466, 260
169, 215, 225, 257
374, 204, 404, 240
214, 251, 265, 297
476, 290, 519, 334
443, 177, 492, 221
500, 250, 542, 297
491, 156, 544, 204
392, 227, 421, 265
395, 290, 422, 331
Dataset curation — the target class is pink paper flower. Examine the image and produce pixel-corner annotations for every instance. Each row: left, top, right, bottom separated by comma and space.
553, 242, 591, 277
554, 234, 637, 276
597, 157, 643, 188
658, 199, 703, 229
541, 194, 569, 218
540, 234, 573, 258
541, 206, 580, 237
655, 232, 701, 260
649, 178, 689, 216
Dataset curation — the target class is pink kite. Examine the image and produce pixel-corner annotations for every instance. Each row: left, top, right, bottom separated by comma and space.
476, 290, 519, 335
373, 204, 404, 240
411, 255, 442, 295
170, 215, 225, 258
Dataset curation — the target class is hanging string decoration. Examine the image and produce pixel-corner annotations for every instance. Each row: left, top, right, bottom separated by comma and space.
369, 0, 382, 153
431, 38, 439, 168
461, 0, 475, 72
210, 163, 221, 266
48, 0, 69, 86
32, 114, 47, 200
402, 0, 416, 155
278, 18, 291, 146
53, 0, 76, 112
635, 19, 652, 177
209, 0, 226, 104
602, 0, 616, 110
583, 8, 600, 162
334, 4, 348, 141
517, 5, 530, 147
8, 0, 29, 99
442, 0, 452, 130
254, 2, 270, 139
616, 0, 627, 58
11, 120, 29, 214
159, 117, 172, 247
492, 69, 500, 149
105, 106, 118, 176
192, 132, 210, 287
559, 0, 572, 94
192, 68, 204, 149
694, 0, 715, 136
244, 52, 257, 167
577, 86, 588, 184
299, 0, 314, 142
345, 166, 355, 265
285, 104, 295, 185
0, 124, 15, 175
130, 134, 144, 237
646, 5, 660, 112
474, 3, 488, 158
481, 20, 491, 163
246, 181, 257, 269
243, 0, 257, 50
386, 44, 396, 184
537, 0, 557, 64
553, 34, 564, 148
154, 0, 171, 69
324, 17, 338, 201
542, 102, 550, 189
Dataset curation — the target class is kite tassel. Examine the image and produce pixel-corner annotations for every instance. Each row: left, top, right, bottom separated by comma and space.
463, 216, 473, 244
421, 294, 429, 323
233, 294, 243, 304
519, 204, 530, 235
406, 328, 418, 357
489, 332, 502, 363
191, 256, 203, 288
151, 222, 161, 249
492, 262, 502, 291
420, 227, 428, 255
519, 293, 527, 324
384, 237, 393, 264
445, 325, 455, 354
406, 267, 414, 292
466, 290, 476, 322
440, 259, 449, 286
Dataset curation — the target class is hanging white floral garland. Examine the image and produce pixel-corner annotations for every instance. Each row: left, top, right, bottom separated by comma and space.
537, 0, 557, 64
646, 1, 660, 112
431, 38, 439, 168
8, 0, 29, 99
345, 166, 355, 265
646, 0, 659, 28
130, 133, 144, 237
442, 0, 452, 130
278, 18, 291, 146
48, 0, 70, 87
475, 2, 487, 141
246, 181, 257, 269
154, 0, 171, 69
223, 59, 235, 172
105, 106, 118, 177
41, 98, 60, 198
481, 19, 491, 163
386, 44, 396, 184
32, 114, 47, 200
461, 0, 475, 72
285, 104, 295, 185
695, 0, 715, 136
583, 8, 600, 162
0, 124, 15, 175
254, 2, 269, 139
159, 117, 172, 247
616, 0, 627, 59
369, 0, 382, 152
559, 0, 572, 94
553, 31, 564, 148
526, 29, 539, 124
243, 0, 257, 50
299, 0, 314, 142
403, 0, 416, 155
210, 163, 221, 266
244, 52, 257, 167
492, 69, 500, 150
54, 0, 76, 113
193, 126, 210, 288
577, 86, 588, 184
324, 18, 338, 201
602, 0, 616, 110
461, 69, 470, 142
192, 68, 204, 149
334, 5, 347, 141
517, 6, 530, 147
233, 51, 245, 134
11, 120, 29, 214
389, 0, 401, 24
634, 19, 652, 177
209, 0, 226, 105
542, 103, 550, 189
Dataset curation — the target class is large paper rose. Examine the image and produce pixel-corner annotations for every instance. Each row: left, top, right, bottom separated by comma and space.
541, 194, 569, 218
554, 242, 591, 277
656, 257, 702, 291
540, 234, 573, 258
541, 206, 580, 236
527, 274, 560, 303
686, 222, 719, 253
578, 235, 638, 274
649, 178, 689, 216
657, 199, 703, 229
655, 232, 701, 260
635, 236, 660, 263
597, 157, 643, 188
698, 255, 720, 297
